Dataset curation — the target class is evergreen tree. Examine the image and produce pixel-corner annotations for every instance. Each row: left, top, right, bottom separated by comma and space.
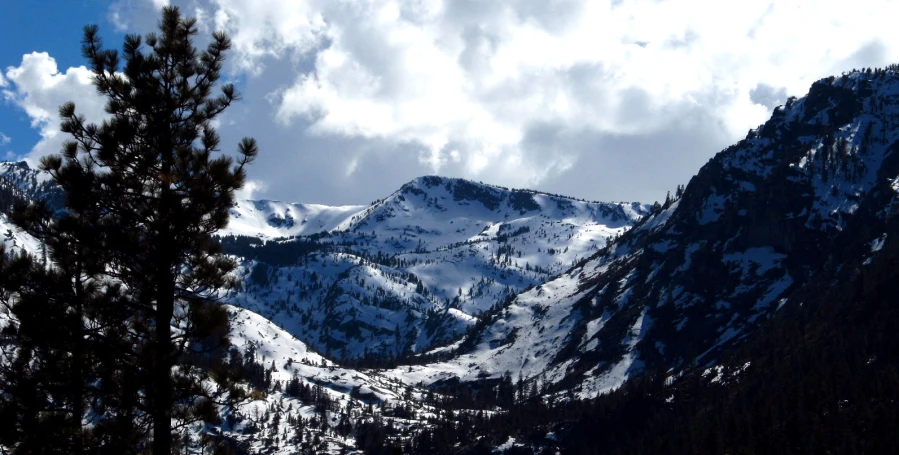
1, 168, 139, 453
0, 249, 105, 454
1, 6, 256, 454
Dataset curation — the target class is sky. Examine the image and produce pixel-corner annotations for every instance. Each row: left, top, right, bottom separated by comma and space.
3, 0, 899, 206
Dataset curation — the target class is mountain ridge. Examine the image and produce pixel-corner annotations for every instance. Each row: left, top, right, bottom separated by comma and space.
2, 66, 899, 453
388, 68, 899, 403
224, 174, 646, 241
0, 162, 652, 362
223, 174, 650, 361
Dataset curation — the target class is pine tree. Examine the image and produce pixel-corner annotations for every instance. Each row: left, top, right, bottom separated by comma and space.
0, 249, 97, 453
1, 184, 138, 453
2, 6, 256, 454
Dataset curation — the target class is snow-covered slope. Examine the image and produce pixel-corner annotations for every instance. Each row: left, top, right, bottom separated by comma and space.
387, 69, 899, 399
0, 195, 443, 454
211, 304, 438, 454
5, 67, 899, 453
0, 162, 51, 254
0, 214, 41, 255
0, 161, 64, 214
225, 200, 366, 239
335, 176, 644, 254
0, 161, 57, 195
224, 176, 649, 360
4, 161, 650, 362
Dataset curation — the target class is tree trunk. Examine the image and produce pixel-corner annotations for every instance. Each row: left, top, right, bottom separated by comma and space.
152, 277, 175, 455
72, 269, 84, 455
153, 89, 176, 455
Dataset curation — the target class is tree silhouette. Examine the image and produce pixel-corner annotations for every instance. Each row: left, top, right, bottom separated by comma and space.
1, 6, 256, 454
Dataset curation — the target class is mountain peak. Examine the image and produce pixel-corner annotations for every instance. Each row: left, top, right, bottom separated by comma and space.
225, 174, 650, 361
397, 175, 523, 212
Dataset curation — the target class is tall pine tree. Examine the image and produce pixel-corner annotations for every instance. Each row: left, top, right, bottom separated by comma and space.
1, 6, 256, 454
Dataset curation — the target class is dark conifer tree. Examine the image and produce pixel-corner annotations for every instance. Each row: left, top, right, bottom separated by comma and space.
1, 6, 256, 454
1, 189, 137, 453
0, 249, 96, 454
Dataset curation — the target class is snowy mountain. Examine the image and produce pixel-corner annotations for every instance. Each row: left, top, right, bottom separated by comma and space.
0, 181, 442, 453
226, 200, 366, 239
1, 161, 649, 363
0, 161, 58, 254
0, 161, 64, 214
209, 304, 441, 454
390, 68, 899, 406
223, 176, 649, 361
3, 66, 899, 453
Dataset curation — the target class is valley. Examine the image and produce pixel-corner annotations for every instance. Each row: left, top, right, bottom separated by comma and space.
2, 67, 899, 454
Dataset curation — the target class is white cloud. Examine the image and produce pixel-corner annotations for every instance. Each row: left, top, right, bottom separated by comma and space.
234, 179, 266, 201
0, 133, 10, 146
204, 0, 327, 74
179, 0, 899, 194
10, 0, 899, 205
3, 52, 107, 163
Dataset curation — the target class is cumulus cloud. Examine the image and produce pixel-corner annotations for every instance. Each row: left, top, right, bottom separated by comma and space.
3, 52, 107, 163
7, 0, 899, 204
234, 179, 267, 201
749, 84, 788, 110
191, 0, 899, 201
